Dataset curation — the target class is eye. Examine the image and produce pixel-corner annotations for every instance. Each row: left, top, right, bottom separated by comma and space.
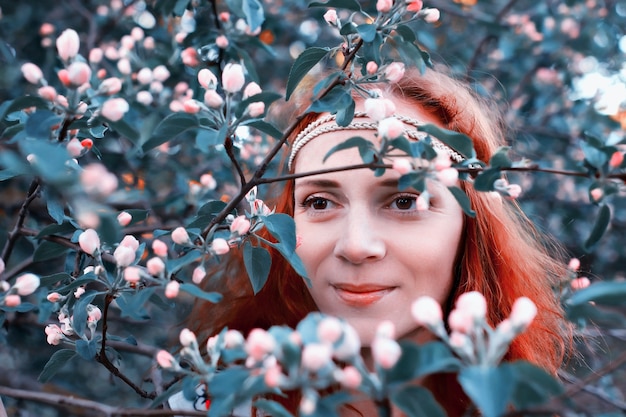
389, 195, 417, 210
303, 196, 332, 210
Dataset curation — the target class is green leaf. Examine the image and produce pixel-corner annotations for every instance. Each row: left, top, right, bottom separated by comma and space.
509, 361, 563, 409
458, 364, 515, 417
473, 168, 502, 192
387, 341, 460, 384
39, 272, 72, 288
568, 280, 626, 307
584, 203, 611, 252
179, 283, 223, 303
235, 92, 282, 118
448, 186, 476, 217
286, 47, 330, 100
166, 249, 202, 273
36, 222, 76, 238
245, 120, 284, 139
195, 127, 222, 151
116, 288, 155, 320
391, 385, 446, 417
322, 136, 375, 164
141, 113, 199, 152
356, 23, 376, 42
25, 110, 63, 140
254, 399, 294, 417
33, 241, 70, 263
489, 146, 512, 168
242, 0, 265, 32
309, 0, 362, 11
19, 140, 74, 185
38, 349, 76, 383
309, 85, 353, 114
2, 96, 50, 120
243, 241, 271, 294
262, 213, 298, 253
335, 98, 355, 127
106, 118, 140, 143
71, 291, 98, 338
417, 124, 476, 160
75, 338, 99, 361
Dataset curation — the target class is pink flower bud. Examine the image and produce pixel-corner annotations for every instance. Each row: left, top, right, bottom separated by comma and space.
509, 296, 537, 328
590, 187, 604, 202
40, 23, 55, 36
100, 97, 129, 122
136, 91, 153, 106
119, 235, 139, 251
434, 149, 452, 170
436, 167, 459, 187
13, 273, 40, 296
243, 82, 262, 99
114, 245, 136, 267
366, 61, 378, 74
317, 317, 343, 344
371, 337, 401, 369
338, 365, 362, 389
45, 324, 64, 345
406, 0, 423, 12
117, 57, 131, 75
183, 99, 201, 114
89, 47, 104, 63
455, 291, 487, 321
124, 266, 141, 283
181, 47, 199, 67
222, 63, 245, 93
364, 98, 392, 121
147, 257, 165, 276
56, 29, 80, 61
230, 215, 251, 236
131, 27, 144, 41
179, 328, 197, 347
421, 8, 440, 23
449, 331, 469, 349
117, 211, 132, 226
264, 365, 283, 388
323, 9, 338, 25
378, 117, 405, 139
47, 292, 62, 303
191, 265, 205, 284
219, 11, 230, 22
152, 239, 168, 257
384, 62, 405, 83
204, 90, 224, 108
300, 397, 316, 415
506, 183, 522, 199
0, 258, 4, 276
67, 61, 91, 86
301, 343, 332, 371
87, 305, 102, 322
57, 69, 70, 87
156, 350, 176, 368
447, 308, 474, 333
74, 287, 85, 298
21, 63, 44, 84
411, 296, 443, 327
567, 258, 580, 271
198, 68, 217, 89
247, 102, 266, 118
153, 65, 170, 82
38, 85, 57, 101
215, 35, 229, 49
165, 280, 180, 298
4, 294, 21, 307
571, 277, 591, 290
609, 151, 624, 168
376, 320, 396, 339
79, 229, 101, 255
333, 324, 361, 361
99, 77, 123, 95
376, 0, 393, 12
245, 328, 276, 361
211, 238, 230, 255
392, 159, 412, 175
224, 329, 244, 348
66, 138, 84, 157
171, 227, 190, 245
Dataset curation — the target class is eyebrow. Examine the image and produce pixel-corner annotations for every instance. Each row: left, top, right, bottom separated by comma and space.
294, 178, 400, 189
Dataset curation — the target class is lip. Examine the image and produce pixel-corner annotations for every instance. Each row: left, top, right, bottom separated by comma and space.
333, 284, 395, 307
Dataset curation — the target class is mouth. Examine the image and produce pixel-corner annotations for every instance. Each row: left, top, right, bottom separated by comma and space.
332, 284, 395, 307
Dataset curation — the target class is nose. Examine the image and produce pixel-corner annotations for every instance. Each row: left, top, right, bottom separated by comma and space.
333, 208, 386, 264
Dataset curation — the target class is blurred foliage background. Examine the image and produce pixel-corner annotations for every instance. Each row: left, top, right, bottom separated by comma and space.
0, 0, 625, 415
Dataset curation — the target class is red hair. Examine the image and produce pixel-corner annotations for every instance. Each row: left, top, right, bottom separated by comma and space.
188, 67, 572, 416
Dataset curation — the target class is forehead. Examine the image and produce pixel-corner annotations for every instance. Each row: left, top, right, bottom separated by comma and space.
293, 97, 441, 173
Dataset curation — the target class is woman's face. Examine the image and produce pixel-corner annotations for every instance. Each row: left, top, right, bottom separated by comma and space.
292, 99, 465, 345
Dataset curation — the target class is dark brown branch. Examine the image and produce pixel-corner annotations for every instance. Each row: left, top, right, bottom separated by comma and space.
224, 135, 247, 186
1, 179, 41, 273
0, 385, 205, 417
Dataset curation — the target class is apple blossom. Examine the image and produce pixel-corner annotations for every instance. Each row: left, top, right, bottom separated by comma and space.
421, 8, 441, 23
215, 35, 229, 48
45, 324, 64, 345
156, 350, 176, 368
323, 9, 338, 25
568, 258, 580, 271
152, 65, 170, 82
66, 138, 84, 157
230, 215, 251, 236
366, 61, 378, 74
384, 62, 405, 83
609, 151, 624, 168
147, 257, 165, 276
165, 280, 180, 298
113, 245, 136, 267
99, 77, 122, 95
119, 235, 139, 251
371, 337, 401, 369
392, 159, 412, 175
378, 117, 405, 139
590, 187, 604, 202
89, 47, 103, 63
406, 0, 423, 12
317, 316, 343, 344
181, 47, 199, 67
4, 294, 21, 307
136, 91, 153, 106
222, 63, 245, 93
100, 97, 129, 122
78, 228, 100, 255
57, 69, 70, 86
152, 239, 168, 257
436, 167, 459, 187
38, 85, 57, 101
13, 273, 40, 296
74, 287, 85, 298
204, 90, 224, 108
183, 99, 201, 114
411, 296, 443, 327
455, 291, 487, 321
376, 0, 393, 13
245, 328, 276, 362
264, 365, 283, 388
243, 82, 262, 99
179, 328, 197, 347
332, 323, 361, 361
171, 227, 190, 245
211, 238, 230, 255
67, 61, 91, 86
0, 258, 4, 275
124, 266, 141, 283
117, 211, 132, 226
87, 305, 102, 322
301, 343, 333, 371
21, 63, 44, 85
509, 296, 537, 328
337, 366, 362, 389
447, 308, 474, 334
571, 277, 591, 290
364, 97, 393, 121
56, 28, 80, 61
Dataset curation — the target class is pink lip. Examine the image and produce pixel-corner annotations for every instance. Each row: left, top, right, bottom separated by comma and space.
333, 284, 394, 307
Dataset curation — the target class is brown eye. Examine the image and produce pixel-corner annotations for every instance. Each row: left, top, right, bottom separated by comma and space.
306, 197, 329, 210
392, 196, 416, 210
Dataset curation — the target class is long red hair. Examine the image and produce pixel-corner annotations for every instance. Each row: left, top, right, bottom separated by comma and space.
188, 67, 571, 416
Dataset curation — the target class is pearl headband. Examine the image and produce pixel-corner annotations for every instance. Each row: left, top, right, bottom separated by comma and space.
287, 112, 465, 171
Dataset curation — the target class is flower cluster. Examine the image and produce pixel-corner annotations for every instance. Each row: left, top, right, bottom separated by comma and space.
0, 271, 40, 308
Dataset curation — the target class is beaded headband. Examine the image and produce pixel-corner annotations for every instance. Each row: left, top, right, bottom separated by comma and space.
287, 111, 465, 171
